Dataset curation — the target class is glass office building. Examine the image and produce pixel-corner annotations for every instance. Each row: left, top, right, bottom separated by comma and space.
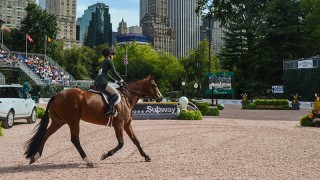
80, 3, 112, 47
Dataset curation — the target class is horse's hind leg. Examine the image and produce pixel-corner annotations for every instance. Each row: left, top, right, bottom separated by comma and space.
124, 119, 151, 162
100, 121, 124, 160
69, 122, 94, 168
30, 121, 65, 164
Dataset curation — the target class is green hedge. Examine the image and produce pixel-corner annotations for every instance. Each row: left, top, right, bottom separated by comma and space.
0, 122, 3, 136
194, 102, 220, 116
242, 103, 257, 109
300, 115, 314, 127
178, 110, 202, 120
217, 104, 224, 110
254, 99, 289, 106
242, 99, 290, 110
207, 108, 220, 116
37, 107, 46, 118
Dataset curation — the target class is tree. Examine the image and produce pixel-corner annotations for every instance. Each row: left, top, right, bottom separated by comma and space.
19, 2, 58, 55
301, 0, 320, 54
260, 0, 307, 87
113, 43, 184, 94
180, 40, 216, 81
214, 1, 268, 95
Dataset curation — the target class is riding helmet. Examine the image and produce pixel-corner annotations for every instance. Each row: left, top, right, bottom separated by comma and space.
102, 48, 115, 57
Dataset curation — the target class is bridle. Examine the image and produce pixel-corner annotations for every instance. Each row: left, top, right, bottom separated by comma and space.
123, 79, 159, 99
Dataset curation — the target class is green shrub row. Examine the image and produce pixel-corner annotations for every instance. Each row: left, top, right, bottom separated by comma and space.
254, 99, 289, 105
242, 99, 291, 110
37, 107, 46, 118
242, 103, 257, 109
300, 115, 314, 127
194, 102, 220, 116
0, 122, 3, 136
217, 104, 224, 110
178, 110, 202, 120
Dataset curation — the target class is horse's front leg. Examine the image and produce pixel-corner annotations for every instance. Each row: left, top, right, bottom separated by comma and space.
101, 121, 124, 160
124, 119, 151, 162
69, 122, 94, 168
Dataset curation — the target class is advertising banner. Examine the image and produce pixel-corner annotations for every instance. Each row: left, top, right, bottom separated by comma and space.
205, 72, 234, 95
132, 103, 178, 120
298, 60, 313, 69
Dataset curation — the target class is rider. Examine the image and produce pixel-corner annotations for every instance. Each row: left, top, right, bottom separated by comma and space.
94, 48, 124, 116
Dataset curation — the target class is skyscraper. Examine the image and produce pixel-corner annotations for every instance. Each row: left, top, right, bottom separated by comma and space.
118, 18, 128, 35
80, 3, 112, 47
141, 0, 176, 55
46, 0, 77, 48
167, 0, 202, 58
39, 0, 46, 10
0, 0, 36, 29
140, 0, 148, 25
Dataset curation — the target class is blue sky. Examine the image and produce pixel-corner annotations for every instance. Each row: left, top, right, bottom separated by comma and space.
77, 0, 140, 31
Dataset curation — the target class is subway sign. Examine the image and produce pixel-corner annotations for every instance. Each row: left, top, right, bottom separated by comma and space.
132, 103, 178, 120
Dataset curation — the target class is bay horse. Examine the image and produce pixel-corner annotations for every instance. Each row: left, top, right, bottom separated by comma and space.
24, 75, 163, 168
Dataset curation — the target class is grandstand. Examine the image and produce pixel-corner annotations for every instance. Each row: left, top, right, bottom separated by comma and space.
0, 44, 93, 87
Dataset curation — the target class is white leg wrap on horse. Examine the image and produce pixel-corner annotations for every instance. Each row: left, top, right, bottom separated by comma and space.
83, 157, 91, 164
34, 152, 41, 161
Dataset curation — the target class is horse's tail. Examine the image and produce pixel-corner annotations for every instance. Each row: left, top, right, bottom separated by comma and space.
24, 95, 56, 159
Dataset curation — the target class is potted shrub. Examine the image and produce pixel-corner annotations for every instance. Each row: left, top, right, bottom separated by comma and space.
291, 93, 300, 110
241, 93, 249, 107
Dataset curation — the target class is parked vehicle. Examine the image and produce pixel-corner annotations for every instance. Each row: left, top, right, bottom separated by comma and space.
0, 84, 37, 129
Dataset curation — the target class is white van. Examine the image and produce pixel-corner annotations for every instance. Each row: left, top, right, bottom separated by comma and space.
0, 84, 37, 128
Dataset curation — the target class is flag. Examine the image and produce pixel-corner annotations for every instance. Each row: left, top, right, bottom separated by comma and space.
1, 24, 11, 33
26, 34, 33, 43
124, 50, 128, 65
48, 37, 52, 42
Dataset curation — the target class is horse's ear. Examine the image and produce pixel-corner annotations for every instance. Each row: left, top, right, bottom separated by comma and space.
149, 74, 155, 80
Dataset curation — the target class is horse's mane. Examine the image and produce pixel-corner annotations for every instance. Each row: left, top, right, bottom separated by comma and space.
126, 75, 153, 84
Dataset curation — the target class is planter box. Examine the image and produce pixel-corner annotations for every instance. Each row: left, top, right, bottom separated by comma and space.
291, 103, 300, 110
256, 104, 284, 109
241, 101, 249, 107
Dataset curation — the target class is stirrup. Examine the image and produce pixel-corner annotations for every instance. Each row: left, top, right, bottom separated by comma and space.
105, 109, 118, 117
105, 110, 115, 116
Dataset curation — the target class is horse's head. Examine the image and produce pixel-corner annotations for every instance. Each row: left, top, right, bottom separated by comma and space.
127, 75, 163, 102
145, 75, 163, 102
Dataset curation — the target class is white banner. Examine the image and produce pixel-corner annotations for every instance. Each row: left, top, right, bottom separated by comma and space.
298, 60, 313, 69
272, 85, 284, 93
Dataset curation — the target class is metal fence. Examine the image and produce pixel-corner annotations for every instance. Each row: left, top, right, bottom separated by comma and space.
0, 71, 5, 84
283, 55, 320, 70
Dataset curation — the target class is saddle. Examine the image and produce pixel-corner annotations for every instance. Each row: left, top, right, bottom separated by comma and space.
88, 85, 111, 104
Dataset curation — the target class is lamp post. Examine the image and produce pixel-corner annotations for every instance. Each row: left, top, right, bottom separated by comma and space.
0, 20, 5, 47
206, 14, 213, 73
210, 83, 214, 105
194, 83, 198, 98
181, 81, 186, 96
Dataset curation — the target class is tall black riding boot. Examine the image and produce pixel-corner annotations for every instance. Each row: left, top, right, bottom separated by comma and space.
105, 94, 118, 116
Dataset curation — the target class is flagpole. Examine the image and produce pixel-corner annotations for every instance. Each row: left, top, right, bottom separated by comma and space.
45, 35, 47, 58
26, 34, 27, 59
1, 28, 3, 46
125, 48, 128, 77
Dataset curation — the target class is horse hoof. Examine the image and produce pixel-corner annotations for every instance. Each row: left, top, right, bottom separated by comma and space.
86, 162, 94, 168
100, 153, 107, 160
145, 156, 151, 162
29, 158, 36, 165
